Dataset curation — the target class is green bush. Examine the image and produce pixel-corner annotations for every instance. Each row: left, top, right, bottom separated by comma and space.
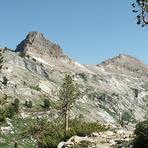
28, 101, 33, 108
5, 100, 20, 119
22, 118, 107, 147
0, 94, 7, 105
30, 85, 41, 91
43, 99, 50, 110
133, 119, 148, 148
25, 100, 33, 108
7, 105, 15, 119
2, 76, 8, 85
3, 99, 21, 119
0, 107, 7, 125
67, 119, 107, 137
13, 99, 19, 113
22, 118, 63, 148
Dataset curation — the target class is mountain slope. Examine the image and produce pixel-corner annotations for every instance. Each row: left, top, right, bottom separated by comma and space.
0, 32, 148, 123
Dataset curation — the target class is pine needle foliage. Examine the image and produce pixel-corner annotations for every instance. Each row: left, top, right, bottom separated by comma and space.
59, 74, 82, 133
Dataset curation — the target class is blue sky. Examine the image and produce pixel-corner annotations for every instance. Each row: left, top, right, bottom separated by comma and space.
0, 0, 148, 64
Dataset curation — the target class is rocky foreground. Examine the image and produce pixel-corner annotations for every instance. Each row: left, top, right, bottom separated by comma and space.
58, 124, 135, 148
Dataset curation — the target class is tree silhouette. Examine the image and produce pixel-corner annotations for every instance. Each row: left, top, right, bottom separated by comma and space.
132, 0, 148, 27
0, 49, 3, 72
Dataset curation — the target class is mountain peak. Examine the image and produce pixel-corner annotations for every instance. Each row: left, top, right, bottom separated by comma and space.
25, 31, 48, 43
97, 54, 148, 75
98, 54, 144, 66
15, 31, 64, 58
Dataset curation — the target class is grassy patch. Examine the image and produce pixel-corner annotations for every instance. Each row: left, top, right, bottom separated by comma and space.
0, 117, 35, 147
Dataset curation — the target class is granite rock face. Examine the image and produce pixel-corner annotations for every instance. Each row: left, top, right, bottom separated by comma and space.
97, 54, 148, 78
15, 31, 64, 59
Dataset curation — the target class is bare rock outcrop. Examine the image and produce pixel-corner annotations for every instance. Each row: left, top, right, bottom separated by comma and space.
15, 31, 64, 59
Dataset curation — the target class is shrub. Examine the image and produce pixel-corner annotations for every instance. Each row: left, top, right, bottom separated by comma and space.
7, 105, 15, 119
14, 141, 18, 148
26, 54, 30, 58
2, 76, 8, 85
22, 118, 107, 148
28, 101, 33, 108
32, 58, 36, 62
133, 119, 148, 148
78, 73, 87, 82
6, 99, 20, 119
25, 100, 33, 108
0, 94, 7, 105
13, 99, 19, 113
43, 99, 50, 110
121, 111, 132, 122
19, 52, 26, 58
30, 85, 41, 91
0, 107, 7, 125
68, 119, 107, 137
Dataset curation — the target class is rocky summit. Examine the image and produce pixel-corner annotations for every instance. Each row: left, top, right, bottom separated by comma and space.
15, 31, 66, 62
0, 31, 148, 124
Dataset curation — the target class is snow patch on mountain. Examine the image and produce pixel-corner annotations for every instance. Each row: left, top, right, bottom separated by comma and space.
33, 57, 54, 67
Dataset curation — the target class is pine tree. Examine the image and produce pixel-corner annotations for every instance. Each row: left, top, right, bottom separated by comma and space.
59, 74, 82, 134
